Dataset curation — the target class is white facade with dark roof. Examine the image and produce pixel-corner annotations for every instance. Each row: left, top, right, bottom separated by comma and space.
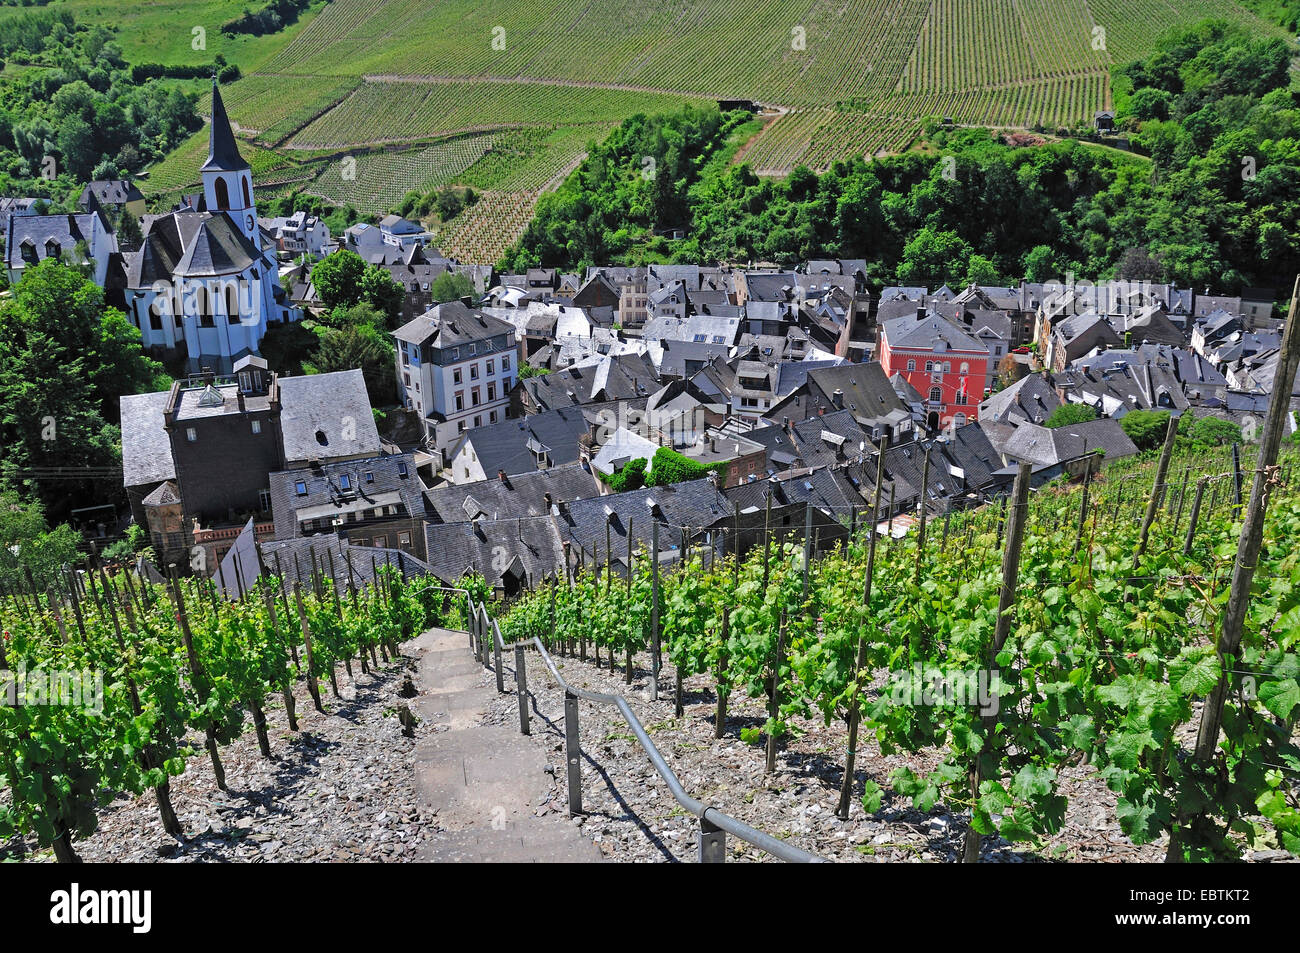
118, 81, 300, 373
393, 300, 518, 457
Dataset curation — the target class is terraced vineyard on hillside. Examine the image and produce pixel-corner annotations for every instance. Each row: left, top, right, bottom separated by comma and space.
131, 0, 1282, 260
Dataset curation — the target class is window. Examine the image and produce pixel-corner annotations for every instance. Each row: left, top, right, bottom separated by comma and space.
489, 410, 497, 423
251, 419, 261, 435
339, 474, 352, 490
487, 383, 496, 402
398, 531, 411, 547
364, 471, 374, 483
455, 392, 465, 412
929, 387, 941, 402
258, 489, 272, 512
453, 369, 462, 385
956, 391, 968, 405
501, 356, 510, 371
373, 536, 387, 548
226, 286, 239, 324
471, 387, 480, 406
458, 421, 467, 433
402, 350, 410, 366
924, 361, 934, 372
469, 343, 477, 356
486, 359, 494, 374
474, 415, 482, 427
470, 364, 479, 381
906, 359, 916, 371
943, 362, 951, 374
301, 520, 314, 533
294, 481, 307, 496
502, 376, 511, 391
186, 427, 197, 442
397, 461, 409, 477
150, 312, 162, 331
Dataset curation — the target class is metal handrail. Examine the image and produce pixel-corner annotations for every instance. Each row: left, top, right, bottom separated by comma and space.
467, 597, 827, 864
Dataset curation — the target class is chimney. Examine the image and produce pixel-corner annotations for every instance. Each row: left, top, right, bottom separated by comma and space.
201, 366, 215, 385
832, 389, 844, 409
459, 295, 474, 307
237, 391, 246, 412
783, 416, 791, 433
818, 406, 825, 416
544, 492, 553, 511
916, 307, 926, 321
498, 468, 508, 483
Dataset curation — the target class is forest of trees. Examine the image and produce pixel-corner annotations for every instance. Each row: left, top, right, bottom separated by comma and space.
502, 20, 1299, 299
0, 9, 202, 202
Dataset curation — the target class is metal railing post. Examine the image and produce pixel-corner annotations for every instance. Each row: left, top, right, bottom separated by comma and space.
698, 815, 725, 863
564, 689, 582, 816
515, 643, 530, 736
492, 619, 505, 693
467, 600, 476, 652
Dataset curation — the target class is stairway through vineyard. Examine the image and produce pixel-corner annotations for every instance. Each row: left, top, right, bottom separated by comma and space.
410, 627, 601, 862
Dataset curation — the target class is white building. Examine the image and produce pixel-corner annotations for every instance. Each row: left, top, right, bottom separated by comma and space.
260, 212, 331, 258
4, 208, 116, 288
119, 81, 300, 373
394, 300, 519, 460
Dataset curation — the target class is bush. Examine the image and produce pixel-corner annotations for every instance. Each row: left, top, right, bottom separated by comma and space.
603, 457, 647, 493
1045, 403, 1098, 428
1120, 409, 1173, 451
645, 446, 721, 487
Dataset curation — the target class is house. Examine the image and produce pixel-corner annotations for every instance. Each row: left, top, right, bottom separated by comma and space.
513, 352, 659, 415
269, 452, 426, 559
393, 300, 519, 458
260, 212, 331, 258
768, 363, 913, 444
4, 209, 116, 288
79, 180, 147, 221
1048, 310, 1122, 373
879, 309, 991, 431
441, 403, 602, 484
117, 81, 299, 373
379, 214, 431, 250
993, 417, 1138, 478
647, 280, 689, 322
423, 463, 601, 524
120, 360, 381, 569
1094, 111, 1116, 133
978, 374, 1061, 426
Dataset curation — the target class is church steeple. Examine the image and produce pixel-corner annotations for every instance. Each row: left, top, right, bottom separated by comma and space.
200, 79, 258, 242
203, 80, 249, 173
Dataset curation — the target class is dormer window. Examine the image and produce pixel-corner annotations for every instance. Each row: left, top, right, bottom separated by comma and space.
295, 481, 307, 496
44, 240, 60, 259
339, 474, 352, 490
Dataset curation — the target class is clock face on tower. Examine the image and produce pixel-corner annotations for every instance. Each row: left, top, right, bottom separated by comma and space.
246, 214, 254, 232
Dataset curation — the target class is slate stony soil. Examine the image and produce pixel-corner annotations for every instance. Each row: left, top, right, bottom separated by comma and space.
483, 648, 1295, 864
6, 654, 441, 863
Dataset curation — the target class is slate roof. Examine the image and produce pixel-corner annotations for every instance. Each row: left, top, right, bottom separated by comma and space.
424, 463, 601, 523
392, 300, 515, 348
451, 403, 607, 477
1001, 418, 1137, 467
882, 310, 988, 354
203, 82, 248, 173
141, 480, 181, 507
557, 479, 734, 559
5, 212, 113, 270
174, 213, 261, 277
520, 353, 658, 411
423, 518, 565, 589
979, 374, 1061, 425
268, 453, 423, 540
260, 535, 432, 589
279, 370, 381, 464
120, 391, 178, 487
79, 180, 144, 208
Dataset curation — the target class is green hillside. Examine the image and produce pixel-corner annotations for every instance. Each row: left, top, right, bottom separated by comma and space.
49, 0, 1286, 261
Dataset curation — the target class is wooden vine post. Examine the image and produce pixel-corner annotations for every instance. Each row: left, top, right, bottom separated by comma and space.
1133, 412, 1180, 568
650, 520, 661, 701
836, 439, 887, 819
292, 583, 325, 713
167, 567, 227, 791
964, 461, 1032, 863
914, 443, 931, 584
1178, 276, 1300, 860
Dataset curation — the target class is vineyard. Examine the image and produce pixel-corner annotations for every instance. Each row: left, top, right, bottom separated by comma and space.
0, 560, 480, 862
305, 134, 505, 214
120, 0, 1280, 250
499, 438, 1300, 862
432, 190, 545, 265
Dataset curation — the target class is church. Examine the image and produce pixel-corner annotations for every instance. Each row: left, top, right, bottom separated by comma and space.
119, 81, 300, 373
